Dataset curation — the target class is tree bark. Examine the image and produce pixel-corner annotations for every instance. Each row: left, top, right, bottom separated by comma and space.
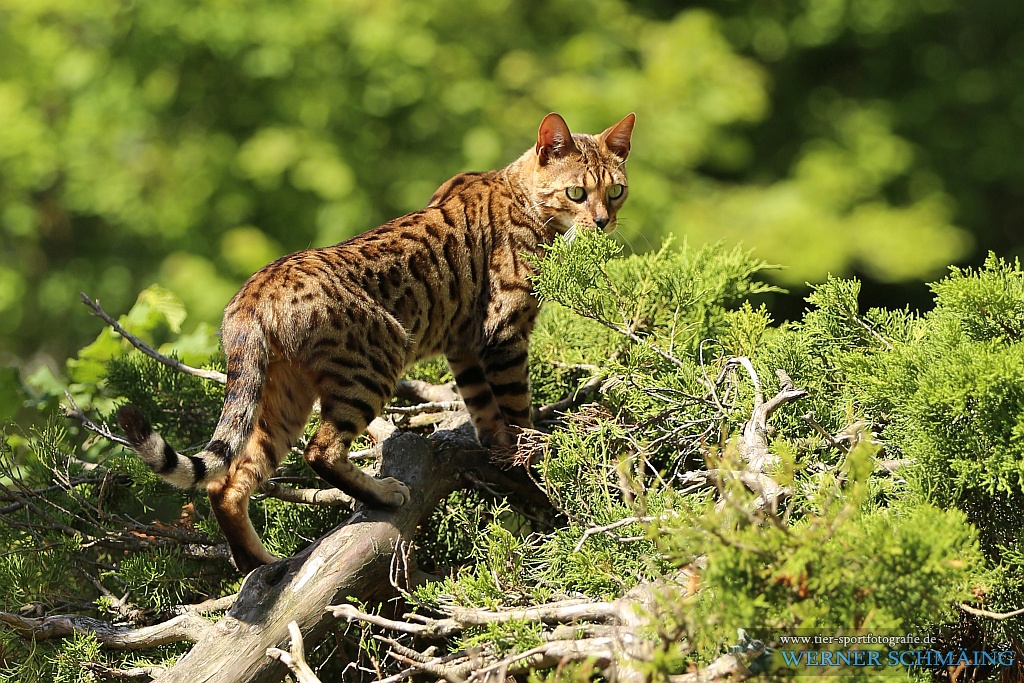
159, 423, 546, 683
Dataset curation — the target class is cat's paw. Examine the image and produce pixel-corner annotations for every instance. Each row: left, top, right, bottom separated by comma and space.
479, 428, 513, 449
375, 477, 410, 507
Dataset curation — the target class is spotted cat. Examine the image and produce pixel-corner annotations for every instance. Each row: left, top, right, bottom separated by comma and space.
117, 112, 635, 573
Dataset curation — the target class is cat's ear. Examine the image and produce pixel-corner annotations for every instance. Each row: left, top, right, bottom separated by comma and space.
599, 113, 635, 160
535, 113, 578, 165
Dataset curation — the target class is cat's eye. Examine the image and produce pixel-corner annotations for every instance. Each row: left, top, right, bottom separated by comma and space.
607, 184, 624, 200
565, 186, 586, 202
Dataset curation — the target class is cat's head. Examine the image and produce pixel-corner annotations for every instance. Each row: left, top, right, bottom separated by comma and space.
528, 112, 635, 235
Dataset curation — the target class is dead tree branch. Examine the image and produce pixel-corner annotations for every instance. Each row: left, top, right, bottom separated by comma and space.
739, 366, 807, 473
394, 379, 459, 404
0, 610, 212, 649
82, 663, 166, 680
265, 621, 323, 683
148, 422, 548, 683
729, 364, 807, 509
258, 481, 353, 508
80, 292, 228, 384
332, 578, 689, 681
958, 603, 1024, 620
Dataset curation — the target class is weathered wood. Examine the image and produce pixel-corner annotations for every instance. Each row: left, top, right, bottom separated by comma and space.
158, 424, 546, 683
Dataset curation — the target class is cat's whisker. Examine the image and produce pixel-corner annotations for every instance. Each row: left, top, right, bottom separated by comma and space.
613, 230, 639, 256
613, 218, 656, 254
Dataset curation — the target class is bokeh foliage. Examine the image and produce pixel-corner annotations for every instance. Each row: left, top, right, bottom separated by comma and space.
4, 0, 1023, 378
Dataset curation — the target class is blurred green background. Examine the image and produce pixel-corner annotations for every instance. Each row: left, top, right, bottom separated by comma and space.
1, 0, 1022, 408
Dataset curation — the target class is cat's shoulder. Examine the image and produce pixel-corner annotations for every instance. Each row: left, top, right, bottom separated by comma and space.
426, 170, 500, 207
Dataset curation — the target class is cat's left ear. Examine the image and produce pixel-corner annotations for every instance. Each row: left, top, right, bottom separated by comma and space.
599, 113, 636, 160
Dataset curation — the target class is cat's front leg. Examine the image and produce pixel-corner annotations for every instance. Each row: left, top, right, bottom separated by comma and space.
447, 352, 513, 448
480, 330, 533, 434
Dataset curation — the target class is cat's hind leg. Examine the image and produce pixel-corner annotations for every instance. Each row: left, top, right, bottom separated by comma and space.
208, 361, 314, 574
303, 398, 410, 508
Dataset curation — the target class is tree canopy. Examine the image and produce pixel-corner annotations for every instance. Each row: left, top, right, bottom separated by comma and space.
3, 0, 1023, 377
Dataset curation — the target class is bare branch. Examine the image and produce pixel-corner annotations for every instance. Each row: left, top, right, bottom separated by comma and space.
394, 379, 459, 403
259, 481, 353, 508
737, 365, 807, 486
79, 292, 228, 384
0, 610, 212, 649
331, 599, 624, 642
573, 515, 655, 552
171, 593, 238, 617
959, 603, 1024, 620
82, 662, 165, 680
669, 652, 757, 682
468, 637, 617, 681
265, 621, 323, 683
534, 373, 607, 422
801, 411, 847, 453
366, 417, 398, 442
62, 391, 132, 448
384, 400, 464, 415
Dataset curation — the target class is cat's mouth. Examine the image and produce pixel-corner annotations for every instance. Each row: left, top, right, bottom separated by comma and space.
561, 221, 617, 242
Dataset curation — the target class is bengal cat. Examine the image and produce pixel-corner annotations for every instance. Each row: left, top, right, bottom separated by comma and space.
117, 112, 635, 573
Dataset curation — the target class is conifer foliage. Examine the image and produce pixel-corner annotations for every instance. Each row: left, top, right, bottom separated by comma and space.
1, 236, 1021, 681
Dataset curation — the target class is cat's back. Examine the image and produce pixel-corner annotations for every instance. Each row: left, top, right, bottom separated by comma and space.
223, 170, 502, 354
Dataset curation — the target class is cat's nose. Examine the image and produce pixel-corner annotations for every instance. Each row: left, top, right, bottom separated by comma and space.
594, 215, 609, 229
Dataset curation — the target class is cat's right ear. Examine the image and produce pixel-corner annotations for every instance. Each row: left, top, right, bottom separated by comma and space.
536, 113, 578, 165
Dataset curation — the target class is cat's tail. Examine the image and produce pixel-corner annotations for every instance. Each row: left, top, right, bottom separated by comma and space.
116, 328, 268, 489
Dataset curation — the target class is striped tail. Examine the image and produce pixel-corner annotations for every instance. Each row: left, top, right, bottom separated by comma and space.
116, 330, 268, 489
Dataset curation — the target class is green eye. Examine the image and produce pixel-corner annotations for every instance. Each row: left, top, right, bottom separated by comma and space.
565, 186, 586, 202
607, 184, 624, 200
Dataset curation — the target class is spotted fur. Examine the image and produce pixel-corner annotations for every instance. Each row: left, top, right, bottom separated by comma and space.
117, 112, 635, 573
